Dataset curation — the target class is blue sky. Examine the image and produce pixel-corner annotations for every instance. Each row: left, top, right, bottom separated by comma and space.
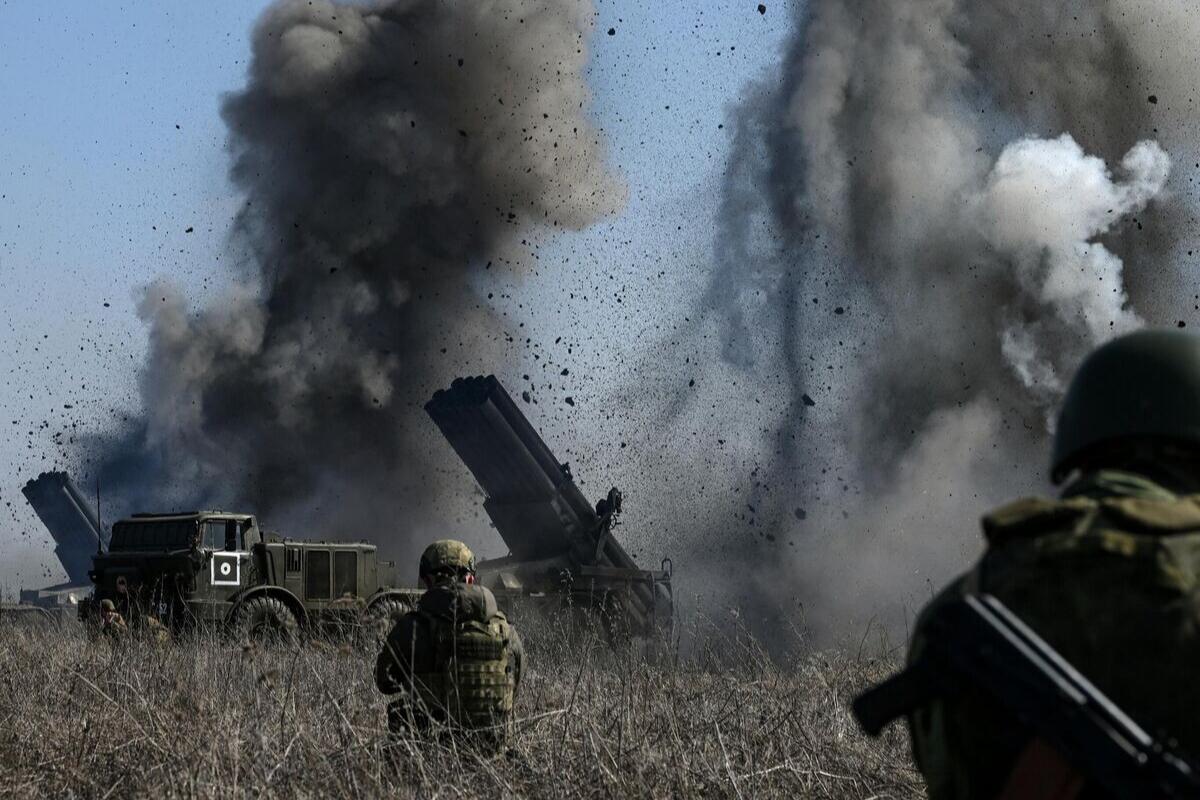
0, 1, 796, 592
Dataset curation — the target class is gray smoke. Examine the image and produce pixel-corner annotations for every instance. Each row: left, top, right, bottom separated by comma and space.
698, 0, 1199, 635
91, 0, 623, 561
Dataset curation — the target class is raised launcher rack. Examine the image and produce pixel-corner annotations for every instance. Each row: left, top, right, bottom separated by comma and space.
3, 472, 105, 619
426, 375, 674, 640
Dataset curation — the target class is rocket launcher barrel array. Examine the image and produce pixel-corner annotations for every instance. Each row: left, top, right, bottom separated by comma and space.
425, 375, 672, 636
21, 472, 104, 586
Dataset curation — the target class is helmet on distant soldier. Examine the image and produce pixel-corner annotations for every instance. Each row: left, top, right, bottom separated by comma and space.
1052, 329, 1200, 483
100, 598, 116, 613
418, 540, 476, 586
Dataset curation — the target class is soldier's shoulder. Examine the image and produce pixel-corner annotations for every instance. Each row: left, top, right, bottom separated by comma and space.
981, 496, 1095, 545
1097, 493, 1200, 534
418, 582, 501, 623
470, 582, 498, 603
981, 491, 1200, 547
468, 583, 504, 621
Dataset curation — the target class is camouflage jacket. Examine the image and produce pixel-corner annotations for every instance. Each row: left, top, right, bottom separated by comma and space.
100, 612, 128, 641
375, 582, 524, 730
909, 470, 1200, 799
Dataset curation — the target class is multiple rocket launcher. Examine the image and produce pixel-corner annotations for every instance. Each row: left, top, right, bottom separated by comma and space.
12, 472, 104, 612
426, 376, 672, 637
12, 376, 673, 636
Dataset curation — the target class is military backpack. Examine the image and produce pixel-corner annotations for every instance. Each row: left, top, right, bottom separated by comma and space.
410, 609, 516, 735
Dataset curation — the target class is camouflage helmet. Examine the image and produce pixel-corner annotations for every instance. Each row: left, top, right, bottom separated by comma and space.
419, 539, 476, 579
99, 598, 116, 612
1052, 329, 1200, 483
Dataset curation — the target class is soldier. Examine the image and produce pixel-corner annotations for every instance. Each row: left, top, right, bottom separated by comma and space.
375, 539, 524, 748
908, 329, 1200, 798
98, 598, 128, 642
144, 614, 171, 645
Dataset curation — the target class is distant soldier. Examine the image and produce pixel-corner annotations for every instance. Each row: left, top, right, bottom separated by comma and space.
98, 598, 128, 642
908, 329, 1200, 798
144, 614, 171, 645
375, 540, 524, 748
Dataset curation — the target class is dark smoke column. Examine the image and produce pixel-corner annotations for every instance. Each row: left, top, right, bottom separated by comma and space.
96, 0, 624, 552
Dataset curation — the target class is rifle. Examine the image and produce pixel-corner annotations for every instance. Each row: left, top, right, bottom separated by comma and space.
852, 594, 1200, 799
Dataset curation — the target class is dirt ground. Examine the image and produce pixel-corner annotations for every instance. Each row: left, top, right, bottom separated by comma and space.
0, 615, 923, 799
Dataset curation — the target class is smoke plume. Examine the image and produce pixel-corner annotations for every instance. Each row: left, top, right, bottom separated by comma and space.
91, 0, 623, 560
700, 1, 1198, 635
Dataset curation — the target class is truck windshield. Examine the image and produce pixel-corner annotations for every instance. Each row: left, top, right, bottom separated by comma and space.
109, 520, 197, 551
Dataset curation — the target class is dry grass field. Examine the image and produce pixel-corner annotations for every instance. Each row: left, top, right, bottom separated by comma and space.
0, 614, 923, 799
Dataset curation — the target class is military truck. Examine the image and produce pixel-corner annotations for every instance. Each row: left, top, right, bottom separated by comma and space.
25, 375, 673, 644
84, 511, 419, 642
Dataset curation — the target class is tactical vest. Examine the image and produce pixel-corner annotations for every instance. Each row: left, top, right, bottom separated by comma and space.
911, 490, 1200, 800
976, 492, 1200, 603
976, 492, 1200, 741
410, 611, 516, 733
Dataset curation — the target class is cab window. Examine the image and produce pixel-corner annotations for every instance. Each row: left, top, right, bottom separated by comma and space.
334, 551, 357, 597
306, 550, 331, 600
202, 520, 238, 551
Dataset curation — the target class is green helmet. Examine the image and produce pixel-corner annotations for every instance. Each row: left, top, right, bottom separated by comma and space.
99, 598, 116, 612
1052, 329, 1200, 483
419, 539, 476, 580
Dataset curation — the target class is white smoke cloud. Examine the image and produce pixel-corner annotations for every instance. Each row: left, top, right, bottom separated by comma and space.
691, 0, 1190, 636
973, 134, 1170, 395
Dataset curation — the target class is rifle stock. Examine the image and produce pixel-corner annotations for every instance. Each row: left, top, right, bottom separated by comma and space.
852, 594, 1200, 799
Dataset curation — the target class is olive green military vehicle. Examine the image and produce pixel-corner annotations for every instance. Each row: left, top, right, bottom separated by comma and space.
83, 511, 419, 642
31, 375, 673, 644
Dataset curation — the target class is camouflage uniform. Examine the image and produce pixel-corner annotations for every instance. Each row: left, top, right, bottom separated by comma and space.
98, 599, 128, 642
909, 329, 1200, 798
375, 540, 525, 747
145, 614, 171, 645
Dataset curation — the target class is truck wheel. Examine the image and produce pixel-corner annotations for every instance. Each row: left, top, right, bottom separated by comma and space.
362, 597, 411, 647
234, 596, 299, 646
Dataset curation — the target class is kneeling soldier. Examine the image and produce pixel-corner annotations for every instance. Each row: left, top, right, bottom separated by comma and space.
375, 540, 524, 748
98, 598, 128, 642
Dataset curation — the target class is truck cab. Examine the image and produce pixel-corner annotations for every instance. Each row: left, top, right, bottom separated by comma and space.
88, 511, 419, 641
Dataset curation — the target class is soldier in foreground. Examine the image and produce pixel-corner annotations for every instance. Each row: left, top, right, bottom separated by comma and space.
375, 540, 524, 748
906, 329, 1200, 798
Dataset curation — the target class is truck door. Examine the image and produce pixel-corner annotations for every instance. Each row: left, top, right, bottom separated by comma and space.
201, 519, 247, 617
334, 551, 358, 599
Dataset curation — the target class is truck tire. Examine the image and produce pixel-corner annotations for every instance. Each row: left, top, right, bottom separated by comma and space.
234, 596, 299, 646
361, 597, 412, 647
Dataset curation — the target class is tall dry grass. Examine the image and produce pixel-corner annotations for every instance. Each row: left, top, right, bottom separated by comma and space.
0, 613, 923, 799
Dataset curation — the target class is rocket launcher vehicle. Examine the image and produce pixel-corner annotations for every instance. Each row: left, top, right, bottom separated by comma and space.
21, 472, 105, 585
6, 472, 105, 614
425, 375, 674, 639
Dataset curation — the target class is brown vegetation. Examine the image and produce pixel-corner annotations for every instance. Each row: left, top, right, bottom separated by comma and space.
0, 615, 923, 799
